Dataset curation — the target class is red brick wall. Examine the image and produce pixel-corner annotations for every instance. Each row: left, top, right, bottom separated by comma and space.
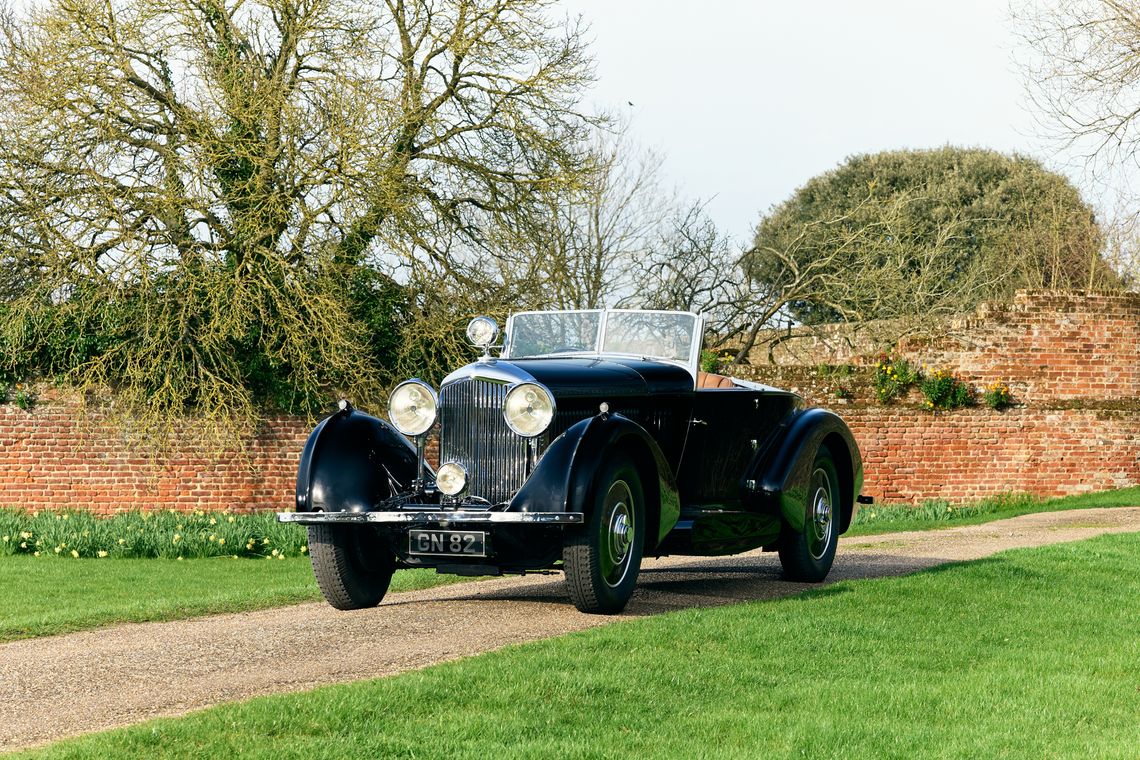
0, 400, 442, 516
0, 290, 1137, 512
0, 403, 310, 515
738, 290, 1140, 503
897, 291, 1140, 401
847, 407, 1140, 503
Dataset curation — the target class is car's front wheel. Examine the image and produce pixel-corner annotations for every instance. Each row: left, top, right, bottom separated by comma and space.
308, 524, 395, 610
778, 444, 840, 582
563, 453, 645, 614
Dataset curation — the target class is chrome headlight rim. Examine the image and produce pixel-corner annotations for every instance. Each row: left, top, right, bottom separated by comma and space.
435, 462, 468, 497
387, 379, 438, 438
466, 316, 500, 349
502, 381, 556, 438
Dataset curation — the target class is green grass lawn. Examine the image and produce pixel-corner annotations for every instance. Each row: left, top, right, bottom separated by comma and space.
18, 532, 1140, 759
847, 485, 1140, 535
0, 557, 459, 642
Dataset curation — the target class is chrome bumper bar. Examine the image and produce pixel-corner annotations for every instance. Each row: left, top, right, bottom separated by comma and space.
277, 510, 584, 525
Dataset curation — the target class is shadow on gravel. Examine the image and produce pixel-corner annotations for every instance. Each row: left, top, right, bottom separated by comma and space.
401, 550, 974, 615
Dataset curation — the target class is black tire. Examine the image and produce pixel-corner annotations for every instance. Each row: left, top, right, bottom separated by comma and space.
778, 444, 841, 582
308, 524, 395, 610
563, 452, 645, 614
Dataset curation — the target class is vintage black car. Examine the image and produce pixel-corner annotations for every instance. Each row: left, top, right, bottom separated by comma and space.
279, 309, 864, 614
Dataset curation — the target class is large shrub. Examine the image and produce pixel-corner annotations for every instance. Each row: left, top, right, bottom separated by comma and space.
746, 147, 1117, 324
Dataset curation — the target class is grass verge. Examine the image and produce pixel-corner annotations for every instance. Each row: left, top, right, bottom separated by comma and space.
0, 557, 461, 642
848, 485, 1140, 535
18, 532, 1140, 759
0, 508, 307, 559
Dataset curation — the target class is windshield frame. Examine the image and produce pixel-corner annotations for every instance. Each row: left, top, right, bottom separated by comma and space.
502, 308, 705, 378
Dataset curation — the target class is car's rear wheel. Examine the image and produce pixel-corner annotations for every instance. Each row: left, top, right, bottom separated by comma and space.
778, 444, 840, 582
308, 524, 395, 610
563, 453, 645, 614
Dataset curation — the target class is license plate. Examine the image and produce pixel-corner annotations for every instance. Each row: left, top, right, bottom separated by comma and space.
408, 530, 487, 557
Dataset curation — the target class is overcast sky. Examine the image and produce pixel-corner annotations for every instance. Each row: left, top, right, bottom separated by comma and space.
559, 0, 1056, 243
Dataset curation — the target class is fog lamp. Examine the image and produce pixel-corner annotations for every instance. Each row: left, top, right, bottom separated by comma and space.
436, 462, 468, 496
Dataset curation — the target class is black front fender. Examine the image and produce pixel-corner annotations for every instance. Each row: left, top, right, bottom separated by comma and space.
296, 405, 420, 513
509, 413, 680, 551
750, 408, 864, 534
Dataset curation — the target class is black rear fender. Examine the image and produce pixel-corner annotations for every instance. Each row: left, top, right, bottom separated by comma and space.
509, 412, 680, 551
748, 408, 864, 534
296, 406, 420, 513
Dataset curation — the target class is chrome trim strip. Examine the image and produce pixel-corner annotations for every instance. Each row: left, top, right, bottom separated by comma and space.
440, 361, 538, 387
277, 511, 583, 525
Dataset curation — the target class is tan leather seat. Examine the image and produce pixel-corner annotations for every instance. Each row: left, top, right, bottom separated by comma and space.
697, 371, 736, 389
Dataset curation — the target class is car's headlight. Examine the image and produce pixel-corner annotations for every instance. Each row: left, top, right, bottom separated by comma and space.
466, 316, 499, 349
503, 382, 555, 438
388, 380, 437, 437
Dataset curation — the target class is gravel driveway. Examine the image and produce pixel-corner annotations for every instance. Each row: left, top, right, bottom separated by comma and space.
3, 506, 1138, 753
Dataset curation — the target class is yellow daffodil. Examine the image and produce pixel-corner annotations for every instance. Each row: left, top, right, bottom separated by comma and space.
54, 546, 61, 554
70, 550, 78, 558
218, 538, 226, 546
1, 535, 8, 543
20, 542, 27, 549
177, 556, 183, 561
209, 518, 217, 525
301, 546, 308, 554
173, 534, 181, 543
118, 538, 125, 545
227, 516, 235, 523
97, 550, 108, 558
33, 551, 40, 557
271, 549, 279, 557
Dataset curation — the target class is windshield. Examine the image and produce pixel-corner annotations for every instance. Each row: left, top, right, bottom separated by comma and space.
507, 311, 602, 357
601, 311, 695, 363
505, 309, 700, 369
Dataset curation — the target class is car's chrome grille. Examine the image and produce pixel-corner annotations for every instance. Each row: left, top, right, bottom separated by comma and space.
439, 378, 529, 505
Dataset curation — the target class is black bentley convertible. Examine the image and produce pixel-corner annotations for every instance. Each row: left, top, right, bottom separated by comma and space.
279, 309, 864, 614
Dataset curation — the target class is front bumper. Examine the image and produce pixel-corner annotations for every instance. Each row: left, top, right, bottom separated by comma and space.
277, 510, 584, 526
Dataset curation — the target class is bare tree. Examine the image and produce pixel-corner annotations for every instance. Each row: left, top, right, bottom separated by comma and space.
500, 126, 669, 309
1017, 0, 1140, 291
1018, 0, 1140, 168
0, 0, 599, 430
629, 200, 740, 334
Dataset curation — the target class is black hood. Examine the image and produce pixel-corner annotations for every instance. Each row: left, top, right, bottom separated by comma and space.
441, 356, 694, 399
